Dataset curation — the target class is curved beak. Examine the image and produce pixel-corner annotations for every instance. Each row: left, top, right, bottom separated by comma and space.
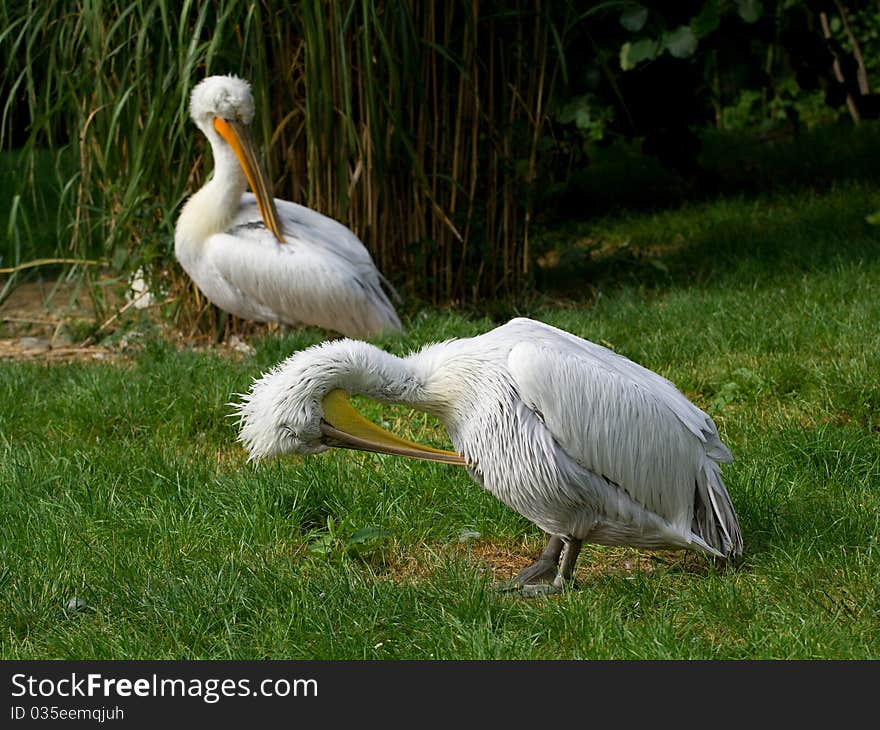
319, 389, 467, 466
213, 117, 285, 244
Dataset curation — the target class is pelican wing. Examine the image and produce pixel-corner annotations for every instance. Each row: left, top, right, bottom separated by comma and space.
234, 194, 400, 299
205, 195, 402, 336
501, 319, 730, 458
190, 206, 399, 337
505, 319, 740, 555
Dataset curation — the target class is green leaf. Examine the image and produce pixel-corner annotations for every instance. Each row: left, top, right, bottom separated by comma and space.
710, 382, 741, 412
692, 0, 721, 38
620, 4, 648, 32
308, 533, 335, 555
865, 211, 880, 225
735, 0, 763, 24
620, 38, 660, 70
710, 367, 765, 411
347, 527, 391, 546
733, 367, 765, 389
344, 527, 391, 557
664, 26, 698, 58
557, 95, 606, 133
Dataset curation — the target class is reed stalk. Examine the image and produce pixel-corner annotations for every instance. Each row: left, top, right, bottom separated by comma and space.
1, 0, 573, 326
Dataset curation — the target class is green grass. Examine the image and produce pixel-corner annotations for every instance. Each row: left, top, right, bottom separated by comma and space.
2, 182, 879, 659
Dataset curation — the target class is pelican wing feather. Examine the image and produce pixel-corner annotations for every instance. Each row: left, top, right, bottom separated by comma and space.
504, 319, 741, 556
198, 194, 401, 336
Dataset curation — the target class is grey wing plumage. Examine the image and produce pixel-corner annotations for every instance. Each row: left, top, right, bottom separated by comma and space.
226, 195, 402, 336
504, 318, 742, 557
503, 318, 731, 459
233, 194, 402, 304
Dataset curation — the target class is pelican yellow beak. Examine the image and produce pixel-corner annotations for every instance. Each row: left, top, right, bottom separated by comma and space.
213, 117, 285, 244
319, 389, 466, 466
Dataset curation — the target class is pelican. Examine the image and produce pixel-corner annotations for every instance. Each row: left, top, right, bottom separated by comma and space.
174, 75, 403, 339
235, 317, 742, 593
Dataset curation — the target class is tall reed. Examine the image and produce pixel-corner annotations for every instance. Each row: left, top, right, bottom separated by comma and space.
1, 0, 574, 324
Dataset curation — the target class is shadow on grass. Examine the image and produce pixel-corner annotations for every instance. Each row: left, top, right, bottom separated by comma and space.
533, 180, 880, 303
544, 121, 880, 222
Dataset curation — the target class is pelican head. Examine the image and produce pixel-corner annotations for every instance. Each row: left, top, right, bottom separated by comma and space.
189, 74, 255, 133
187, 75, 284, 242
234, 339, 466, 465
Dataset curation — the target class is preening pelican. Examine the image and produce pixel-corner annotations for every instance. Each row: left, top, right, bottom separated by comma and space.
236, 317, 742, 593
174, 75, 402, 339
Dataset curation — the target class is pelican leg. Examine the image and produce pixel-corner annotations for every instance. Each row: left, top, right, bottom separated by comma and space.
517, 536, 582, 597
552, 536, 582, 590
495, 535, 564, 593
214, 308, 228, 344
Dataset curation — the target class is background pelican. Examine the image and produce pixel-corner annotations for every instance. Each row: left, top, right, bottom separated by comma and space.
235, 317, 742, 593
174, 75, 403, 339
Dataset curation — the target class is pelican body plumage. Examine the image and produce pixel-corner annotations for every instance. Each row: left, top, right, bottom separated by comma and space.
174, 75, 402, 339
236, 317, 742, 592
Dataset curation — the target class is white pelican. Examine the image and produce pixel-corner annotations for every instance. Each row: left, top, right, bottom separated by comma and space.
235, 317, 742, 593
174, 75, 403, 339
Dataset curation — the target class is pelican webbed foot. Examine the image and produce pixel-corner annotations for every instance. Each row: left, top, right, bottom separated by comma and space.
494, 535, 583, 597
494, 535, 564, 593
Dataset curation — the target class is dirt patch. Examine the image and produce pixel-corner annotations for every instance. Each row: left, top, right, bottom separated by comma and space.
1, 279, 109, 360
0, 338, 115, 362
1, 279, 99, 334
460, 539, 674, 583
0, 278, 264, 362
378, 536, 709, 587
